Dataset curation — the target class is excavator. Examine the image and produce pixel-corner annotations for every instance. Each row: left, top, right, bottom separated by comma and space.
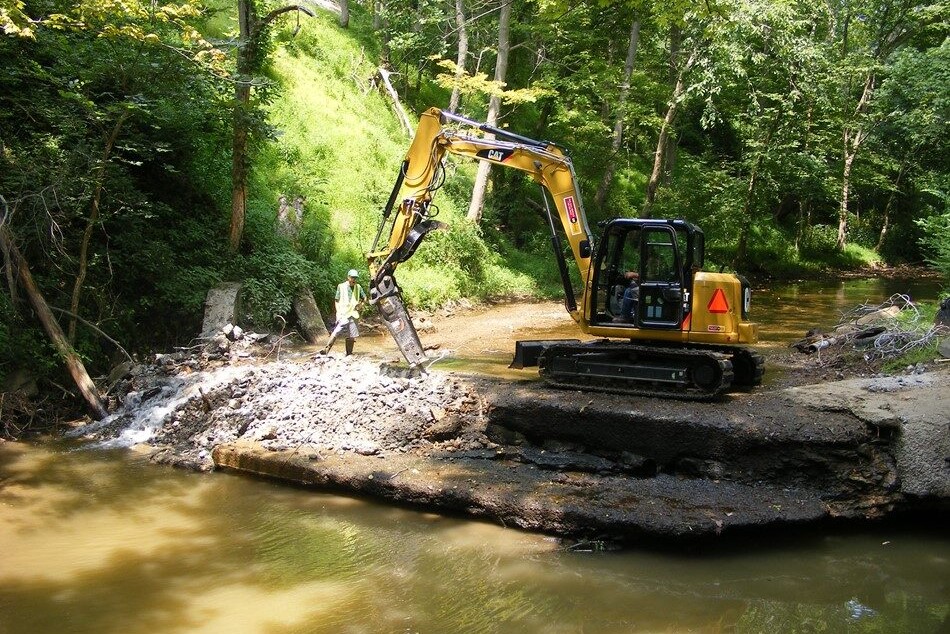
366, 107, 764, 399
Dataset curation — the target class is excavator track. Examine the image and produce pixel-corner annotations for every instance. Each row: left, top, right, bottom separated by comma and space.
538, 342, 735, 400
707, 345, 765, 388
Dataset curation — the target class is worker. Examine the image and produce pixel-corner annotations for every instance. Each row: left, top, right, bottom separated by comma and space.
321, 269, 366, 356
614, 270, 640, 324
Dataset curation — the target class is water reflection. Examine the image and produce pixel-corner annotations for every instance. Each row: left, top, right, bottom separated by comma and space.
1, 443, 947, 633
384, 276, 946, 376
753, 277, 943, 346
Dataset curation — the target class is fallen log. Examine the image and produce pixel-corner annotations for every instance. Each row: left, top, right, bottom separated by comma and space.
374, 67, 413, 137
0, 203, 107, 420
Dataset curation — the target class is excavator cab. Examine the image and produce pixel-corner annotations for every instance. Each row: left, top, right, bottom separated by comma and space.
590, 219, 703, 332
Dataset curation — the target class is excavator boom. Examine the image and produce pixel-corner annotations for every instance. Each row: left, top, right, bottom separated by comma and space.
367, 108, 593, 369
367, 108, 763, 397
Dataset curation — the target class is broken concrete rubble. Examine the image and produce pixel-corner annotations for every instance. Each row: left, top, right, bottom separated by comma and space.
66, 328, 950, 541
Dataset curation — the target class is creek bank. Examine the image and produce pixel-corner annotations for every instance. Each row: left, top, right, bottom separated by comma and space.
67, 332, 950, 541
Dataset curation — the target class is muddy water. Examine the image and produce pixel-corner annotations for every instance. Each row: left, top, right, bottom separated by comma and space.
369, 275, 946, 377
753, 276, 944, 346
1, 442, 947, 634
2, 277, 947, 633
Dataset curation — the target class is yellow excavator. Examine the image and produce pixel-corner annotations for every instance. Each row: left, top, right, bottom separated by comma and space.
366, 108, 763, 399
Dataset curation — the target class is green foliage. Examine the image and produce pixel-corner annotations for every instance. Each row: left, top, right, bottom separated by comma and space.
405, 223, 493, 306
0, 0, 232, 373
799, 225, 839, 260
0, 0, 33, 37
916, 208, 950, 281
0, 294, 57, 383
239, 204, 328, 327
880, 299, 945, 372
433, 59, 551, 105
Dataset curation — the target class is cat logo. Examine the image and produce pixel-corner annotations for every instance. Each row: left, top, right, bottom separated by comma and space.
477, 148, 512, 162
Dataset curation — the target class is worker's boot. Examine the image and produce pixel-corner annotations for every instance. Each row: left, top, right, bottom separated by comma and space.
344, 338, 354, 356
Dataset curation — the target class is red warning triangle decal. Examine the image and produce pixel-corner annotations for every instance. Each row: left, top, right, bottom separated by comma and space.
707, 288, 729, 313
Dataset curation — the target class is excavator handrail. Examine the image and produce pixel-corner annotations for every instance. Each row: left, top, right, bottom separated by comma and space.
439, 110, 555, 149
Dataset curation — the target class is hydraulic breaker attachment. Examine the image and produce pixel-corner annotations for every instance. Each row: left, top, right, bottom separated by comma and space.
371, 272, 427, 368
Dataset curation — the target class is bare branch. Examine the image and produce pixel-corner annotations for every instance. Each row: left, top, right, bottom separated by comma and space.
261, 5, 315, 27
48, 305, 133, 363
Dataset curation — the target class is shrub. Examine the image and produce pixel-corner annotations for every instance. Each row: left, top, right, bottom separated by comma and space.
239, 206, 328, 327
916, 210, 950, 282
799, 224, 839, 260
0, 295, 58, 385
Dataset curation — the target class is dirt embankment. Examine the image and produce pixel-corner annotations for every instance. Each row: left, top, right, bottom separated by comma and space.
64, 301, 950, 541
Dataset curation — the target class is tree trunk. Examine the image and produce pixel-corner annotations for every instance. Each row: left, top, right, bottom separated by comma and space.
595, 18, 640, 210
466, 0, 511, 223
448, 0, 469, 113
836, 72, 875, 251
735, 116, 780, 267
228, 2, 313, 254
875, 161, 907, 252
230, 0, 254, 254
339, 0, 349, 27
0, 224, 107, 419
643, 43, 694, 218
68, 111, 128, 343
378, 1, 390, 61
837, 148, 855, 250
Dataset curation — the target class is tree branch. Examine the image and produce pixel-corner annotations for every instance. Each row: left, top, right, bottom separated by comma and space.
261, 5, 315, 27
49, 306, 133, 363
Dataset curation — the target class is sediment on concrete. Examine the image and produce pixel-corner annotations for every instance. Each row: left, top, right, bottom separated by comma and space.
212, 441, 826, 539
213, 371, 948, 539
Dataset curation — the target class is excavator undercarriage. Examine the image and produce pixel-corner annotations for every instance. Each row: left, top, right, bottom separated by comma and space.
515, 340, 764, 400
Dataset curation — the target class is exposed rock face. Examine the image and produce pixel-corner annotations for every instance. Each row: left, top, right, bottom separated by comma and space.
69, 338, 950, 541
201, 283, 243, 337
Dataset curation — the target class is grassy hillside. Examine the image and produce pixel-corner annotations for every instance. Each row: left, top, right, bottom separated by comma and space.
240, 7, 560, 314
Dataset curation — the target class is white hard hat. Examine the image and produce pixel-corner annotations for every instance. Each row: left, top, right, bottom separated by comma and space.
347, 269, 359, 278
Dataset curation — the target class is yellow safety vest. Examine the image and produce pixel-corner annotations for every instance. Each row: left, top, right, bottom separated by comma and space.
335, 281, 364, 321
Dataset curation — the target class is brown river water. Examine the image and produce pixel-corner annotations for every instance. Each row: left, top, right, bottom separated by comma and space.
1, 277, 947, 633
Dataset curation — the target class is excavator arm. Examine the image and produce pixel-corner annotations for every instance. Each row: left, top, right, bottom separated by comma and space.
367, 107, 594, 369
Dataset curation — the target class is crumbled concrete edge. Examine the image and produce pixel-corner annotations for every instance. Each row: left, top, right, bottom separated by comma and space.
212, 441, 828, 540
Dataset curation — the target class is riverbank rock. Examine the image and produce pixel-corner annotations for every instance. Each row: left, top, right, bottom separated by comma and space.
293, 288, 329, 343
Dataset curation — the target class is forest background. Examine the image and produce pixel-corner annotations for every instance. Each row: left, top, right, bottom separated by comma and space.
0, 0, 948, 411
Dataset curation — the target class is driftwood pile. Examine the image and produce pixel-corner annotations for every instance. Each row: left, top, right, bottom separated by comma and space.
792, 294, 950, 363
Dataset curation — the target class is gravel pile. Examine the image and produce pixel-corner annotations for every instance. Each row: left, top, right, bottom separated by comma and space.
72, 334, 491, 470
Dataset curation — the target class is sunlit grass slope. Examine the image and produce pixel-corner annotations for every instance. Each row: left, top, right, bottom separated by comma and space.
251, 8, 545, 309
